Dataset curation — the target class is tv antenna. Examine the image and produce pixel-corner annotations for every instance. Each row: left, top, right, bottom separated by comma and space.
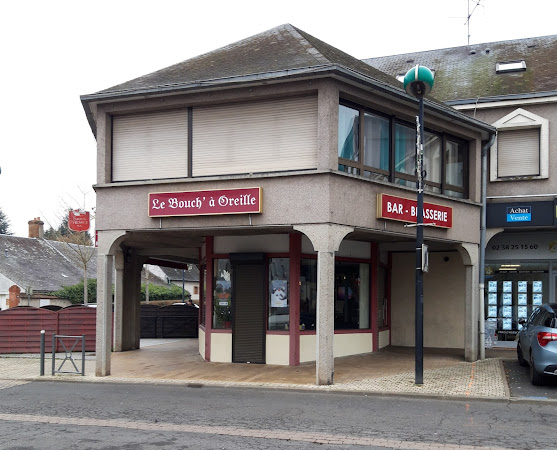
465, 0, 483, 45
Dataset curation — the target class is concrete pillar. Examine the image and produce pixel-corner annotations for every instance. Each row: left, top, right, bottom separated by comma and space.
96, 253, 114, 376
458, 243, 480, 362
113, 249, 124, 352
317, 82, 340, 171
122, 255, 143, 351
294, 224, 353, 385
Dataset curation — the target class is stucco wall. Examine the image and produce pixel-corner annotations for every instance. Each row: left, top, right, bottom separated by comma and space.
265, 334, 290, 365
390, 251, 465, 349
210, 333, 232, 362
378, 329, 390, 349
198, 328, 205, 360
465, 102, 557, 197
299, 332, 373, 362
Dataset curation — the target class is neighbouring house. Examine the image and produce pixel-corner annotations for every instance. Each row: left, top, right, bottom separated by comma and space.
0, 218, 96, 309
145, 265, 200, 301
81, 24, 496, 383
364, 34, 557, 344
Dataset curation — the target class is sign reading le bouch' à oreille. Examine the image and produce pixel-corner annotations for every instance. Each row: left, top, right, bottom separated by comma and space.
149, 187, 262, 217
377, 193, 453, 228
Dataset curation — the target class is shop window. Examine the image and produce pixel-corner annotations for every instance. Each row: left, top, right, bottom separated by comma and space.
339, 102, 468, 198
300, 259, 317, 331
268, 258, 290, 330
213, 259, 232, 329
484, 262, 549, 341
334, 262, 370, 330
490, 108, 548, 181
200, 265, 206, 325
377, 265, 388, 328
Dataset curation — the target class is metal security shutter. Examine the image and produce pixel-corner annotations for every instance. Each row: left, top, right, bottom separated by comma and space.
497, 128, 540, 177
112, 110, 188, 182
233, 263, 266, 363
192, 96, 317, 176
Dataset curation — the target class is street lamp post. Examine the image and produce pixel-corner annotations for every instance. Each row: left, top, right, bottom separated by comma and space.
403, 65, 434, 385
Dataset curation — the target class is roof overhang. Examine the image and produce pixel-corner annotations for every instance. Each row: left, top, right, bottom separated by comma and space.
81, 64, 496, 140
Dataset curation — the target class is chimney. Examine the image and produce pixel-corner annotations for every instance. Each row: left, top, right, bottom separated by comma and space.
28, 217, 44, 238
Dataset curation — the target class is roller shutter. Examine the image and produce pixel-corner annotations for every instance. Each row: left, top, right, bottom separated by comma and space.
192, 96, 317, 176
112, 109, 188, 182
497, 128, 540, 177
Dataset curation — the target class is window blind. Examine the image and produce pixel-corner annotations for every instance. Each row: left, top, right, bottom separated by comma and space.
497, 128, 540, 177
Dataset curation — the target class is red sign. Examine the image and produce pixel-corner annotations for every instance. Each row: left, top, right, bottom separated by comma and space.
68, 210, 90, 232
149, 187, 262, 217
377, 194, 453, 228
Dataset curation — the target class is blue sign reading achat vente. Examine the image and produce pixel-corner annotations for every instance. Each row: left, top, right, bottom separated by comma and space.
507, 206, 531, 222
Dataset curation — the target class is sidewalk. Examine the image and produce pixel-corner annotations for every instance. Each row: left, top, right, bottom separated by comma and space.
0, 340, 515, 400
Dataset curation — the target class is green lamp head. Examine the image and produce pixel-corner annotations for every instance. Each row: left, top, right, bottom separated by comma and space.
403, 65, 434, 98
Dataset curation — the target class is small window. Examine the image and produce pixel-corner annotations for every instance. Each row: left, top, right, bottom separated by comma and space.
496, 60, 526, 73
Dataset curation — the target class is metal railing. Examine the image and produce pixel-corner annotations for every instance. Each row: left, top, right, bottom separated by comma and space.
40, 331, 86, 376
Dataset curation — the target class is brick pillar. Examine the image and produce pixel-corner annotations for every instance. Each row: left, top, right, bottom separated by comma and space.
8, 285, 21, 308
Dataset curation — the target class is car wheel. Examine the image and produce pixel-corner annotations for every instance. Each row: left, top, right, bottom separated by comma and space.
530, 355, 544, 386
517, 343, 528, 367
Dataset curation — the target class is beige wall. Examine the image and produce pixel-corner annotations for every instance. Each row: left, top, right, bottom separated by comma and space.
464, 102, 557, 198
198, 328, 205, 360
266, 334, 290, 365
299, 333, 373, 362
378, 330, 390, 349
210, 333, 232, 363
390, 251, 465, 349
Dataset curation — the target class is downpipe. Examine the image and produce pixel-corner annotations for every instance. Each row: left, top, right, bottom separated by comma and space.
479, 132, 496, 360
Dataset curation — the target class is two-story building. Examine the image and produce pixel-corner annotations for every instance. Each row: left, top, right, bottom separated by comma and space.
81, 24, 495, 384
366, 34, 557, 348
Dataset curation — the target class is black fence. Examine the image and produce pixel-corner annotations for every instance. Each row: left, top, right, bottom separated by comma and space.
140, 304, 199, 338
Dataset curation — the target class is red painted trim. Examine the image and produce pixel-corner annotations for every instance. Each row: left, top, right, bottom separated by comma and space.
388, 252, 392, 346
335, 255, 373, 263
210, 329, 232, 334
267, 330, 289, 335
371, 243, 379, 352
204, 236, 213, 361
289, 233, 301, 366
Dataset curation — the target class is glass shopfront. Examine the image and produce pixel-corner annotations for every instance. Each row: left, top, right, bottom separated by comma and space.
484, 262, 550, 340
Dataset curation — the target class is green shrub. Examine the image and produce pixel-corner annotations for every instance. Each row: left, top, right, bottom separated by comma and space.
55, 279, 97, 304
141, 283, 190, 302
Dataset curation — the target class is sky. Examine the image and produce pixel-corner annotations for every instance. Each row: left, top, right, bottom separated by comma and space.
1, 0, 556, 237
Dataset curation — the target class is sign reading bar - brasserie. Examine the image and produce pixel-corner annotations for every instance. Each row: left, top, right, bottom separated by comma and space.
377, 193, 452, 228
149, 187, 262, 217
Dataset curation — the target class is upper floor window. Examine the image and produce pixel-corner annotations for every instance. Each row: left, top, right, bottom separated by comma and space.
490, 108, 548, 181
338, 103, 468, 198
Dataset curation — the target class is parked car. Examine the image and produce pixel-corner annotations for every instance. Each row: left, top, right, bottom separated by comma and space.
517, 303, 557, 385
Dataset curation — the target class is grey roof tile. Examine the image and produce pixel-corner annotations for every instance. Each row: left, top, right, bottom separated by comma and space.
364, 35, 557, 102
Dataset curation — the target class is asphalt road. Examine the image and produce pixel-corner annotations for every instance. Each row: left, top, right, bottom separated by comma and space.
0, 381, 556, 449
503, 358, 557, 400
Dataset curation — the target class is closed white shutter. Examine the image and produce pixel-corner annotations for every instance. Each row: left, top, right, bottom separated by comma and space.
192, 96, 317, 177
497, 128, 540, 177
112, 110, 188, 182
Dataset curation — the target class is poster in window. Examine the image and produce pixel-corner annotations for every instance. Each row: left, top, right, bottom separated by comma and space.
488, 281, 497, 292
502, 293, 512, 305
532, 281, 542, 293
488, 306, 497, 318
518, 294, 527, 305
503, 281, 512, 293
502, 318, 512, 330
502, 305, 512, 318
270, 280, 288, 308
488, 293, 497, 305
518, 306, 528, 319
533, 294, 543, 305
517, 281, 527, 293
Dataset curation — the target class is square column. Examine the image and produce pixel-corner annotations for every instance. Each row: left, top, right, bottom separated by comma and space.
294, 224, 353, 385
96, 253, 114, 376
113, 250, 124, 352
458, 243, 480, 362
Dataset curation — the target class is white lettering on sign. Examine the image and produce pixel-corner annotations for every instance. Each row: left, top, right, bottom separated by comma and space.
168, 196, 204, 209
387, 202, 404, 214
151, 199, 166, 210
218, 194, 256, 207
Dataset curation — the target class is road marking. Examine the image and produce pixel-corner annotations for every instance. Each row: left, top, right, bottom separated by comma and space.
0, 413, 509, 449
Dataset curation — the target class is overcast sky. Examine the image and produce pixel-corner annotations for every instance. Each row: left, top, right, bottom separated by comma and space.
1, 0, 556, 237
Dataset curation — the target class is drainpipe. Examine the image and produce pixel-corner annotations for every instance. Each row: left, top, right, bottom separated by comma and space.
479, 132, 496, 360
